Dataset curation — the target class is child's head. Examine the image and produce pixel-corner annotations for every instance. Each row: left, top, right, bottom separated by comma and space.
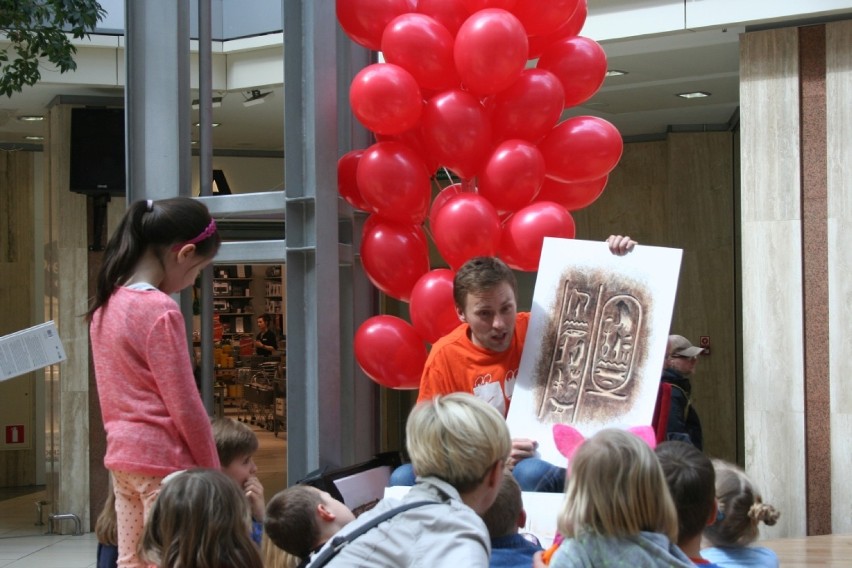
89, 197, 220, 317
139, 468, 262, 568
212, 417, 259, 486
481, 471, 524, 539
655, 441, 716, 545
558, 428, 679, 542
264, 485, 355, 559
704, 459, 780, 547
406, 392, 511, 494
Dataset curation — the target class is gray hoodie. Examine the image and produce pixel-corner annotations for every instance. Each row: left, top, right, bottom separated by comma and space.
550, 531, 695, 568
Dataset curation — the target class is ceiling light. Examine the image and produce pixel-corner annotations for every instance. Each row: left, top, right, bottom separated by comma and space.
605, 69, 628, 77
18, 115, 45, 122
243, 89, 273, 107
676, 91, 711, 99
24, 135, 44, 140
191, 96, 222, 109
193, 122, 221, 127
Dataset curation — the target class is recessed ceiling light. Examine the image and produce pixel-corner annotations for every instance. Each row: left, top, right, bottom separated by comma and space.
605, 69, 628, 77
193, 122, 221, 127
676, 91, 711, 99
18, 115, 45, 122
24, 135, 44, 140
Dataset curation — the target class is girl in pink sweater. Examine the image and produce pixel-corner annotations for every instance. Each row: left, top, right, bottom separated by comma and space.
88, 197, 222, 568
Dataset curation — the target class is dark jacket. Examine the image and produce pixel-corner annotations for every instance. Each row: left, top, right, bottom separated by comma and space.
661, 368, 703, 450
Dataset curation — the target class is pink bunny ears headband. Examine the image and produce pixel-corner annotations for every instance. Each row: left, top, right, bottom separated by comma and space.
552, 423, 657, 461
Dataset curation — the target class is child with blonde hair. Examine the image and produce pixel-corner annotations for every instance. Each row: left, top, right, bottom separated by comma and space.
310, 392, 511, 567
138, 468, 262, 568
702, 460, 780, 567
544, 429, 693, 567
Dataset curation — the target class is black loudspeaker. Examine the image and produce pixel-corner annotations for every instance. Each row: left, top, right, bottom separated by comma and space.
69, 107, 126, 196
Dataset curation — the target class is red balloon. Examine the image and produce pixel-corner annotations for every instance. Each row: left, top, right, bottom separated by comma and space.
527, 0, 587, 58
433, 193, 501, 270
478, 140, 545, 213
416, 0, 471, 36
429, 182, 465, 230
461, 0, 517, 12
539, 116, 623, 183
537, 36, 607, 108
338, 149, 373, 212
361, 218, 430, 301
382, 14, 460, 91
488, 68, 564, 143
511, 0, 580, 36
409, 269, 460, 343
349, 63, 423, 135
421, 89, 492, 179
357, 141, 431, 225
336, 0, 416, 51
454, 9, 528, 96
500, 202, 576, 271
534, 175, 608, 211
376, 127, 439, 174
355, 315, 427, 389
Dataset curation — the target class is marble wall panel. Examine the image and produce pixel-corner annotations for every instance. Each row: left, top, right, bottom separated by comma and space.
741, 25, 808, 538
740, 28, 800, 223
827, 19, 852, 536
744, 408, 806, 539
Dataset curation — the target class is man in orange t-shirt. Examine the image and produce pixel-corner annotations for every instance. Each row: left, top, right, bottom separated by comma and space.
399, 236, 636, 492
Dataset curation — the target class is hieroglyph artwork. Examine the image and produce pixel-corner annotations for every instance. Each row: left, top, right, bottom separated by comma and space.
534, 269, 650, 425
506, 238, 682, 465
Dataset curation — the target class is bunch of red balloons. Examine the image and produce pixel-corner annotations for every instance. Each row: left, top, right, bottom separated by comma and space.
339, 0, 624, 389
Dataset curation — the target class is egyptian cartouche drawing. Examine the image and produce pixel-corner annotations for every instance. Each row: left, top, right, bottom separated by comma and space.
534, 268, 652, 424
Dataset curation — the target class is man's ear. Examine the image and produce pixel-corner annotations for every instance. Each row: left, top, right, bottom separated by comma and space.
517, 509, 527, 529
455, 305, 466, 323
317, 503, 335, 522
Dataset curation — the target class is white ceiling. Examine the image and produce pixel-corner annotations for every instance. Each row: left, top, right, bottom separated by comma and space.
0, 28, 739, 154
2, 3, 849, 153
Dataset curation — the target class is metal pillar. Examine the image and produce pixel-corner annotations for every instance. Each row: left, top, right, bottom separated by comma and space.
283, 0, 378, 480
124, 0, 191, 201
123, 0, 204, 407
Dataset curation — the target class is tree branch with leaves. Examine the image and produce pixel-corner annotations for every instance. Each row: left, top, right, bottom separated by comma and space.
0, 0, 106, 97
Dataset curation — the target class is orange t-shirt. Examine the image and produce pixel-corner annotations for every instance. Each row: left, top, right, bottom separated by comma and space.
417, 312, 530, 418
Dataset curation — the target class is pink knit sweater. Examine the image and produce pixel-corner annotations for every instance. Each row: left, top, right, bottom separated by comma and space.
90, 287, 220, 476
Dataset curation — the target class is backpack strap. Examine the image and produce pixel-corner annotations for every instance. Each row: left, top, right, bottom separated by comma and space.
306, 500, 435, 568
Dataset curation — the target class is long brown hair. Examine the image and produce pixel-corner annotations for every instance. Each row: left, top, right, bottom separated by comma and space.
139, 468, 262, 568
86, 197, 220, 320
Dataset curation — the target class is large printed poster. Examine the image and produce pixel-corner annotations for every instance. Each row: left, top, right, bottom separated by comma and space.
506, 238, 682, 465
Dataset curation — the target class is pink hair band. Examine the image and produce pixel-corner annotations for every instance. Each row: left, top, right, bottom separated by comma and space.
172, 218, 217, 251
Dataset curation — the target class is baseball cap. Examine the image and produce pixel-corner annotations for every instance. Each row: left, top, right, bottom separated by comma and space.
668, 335, 705, 357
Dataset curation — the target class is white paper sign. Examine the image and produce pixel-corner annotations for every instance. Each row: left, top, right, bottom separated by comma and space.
0, 321, 67, 382
506, 238, 682, 465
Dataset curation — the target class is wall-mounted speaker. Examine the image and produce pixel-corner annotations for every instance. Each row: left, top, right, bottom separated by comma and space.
69, 107, 126, 196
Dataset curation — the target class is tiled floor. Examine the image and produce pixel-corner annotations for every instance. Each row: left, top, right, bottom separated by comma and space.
0, 416, 287, 567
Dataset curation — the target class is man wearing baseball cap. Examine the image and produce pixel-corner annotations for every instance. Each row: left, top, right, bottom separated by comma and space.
661, 334, 706, 450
